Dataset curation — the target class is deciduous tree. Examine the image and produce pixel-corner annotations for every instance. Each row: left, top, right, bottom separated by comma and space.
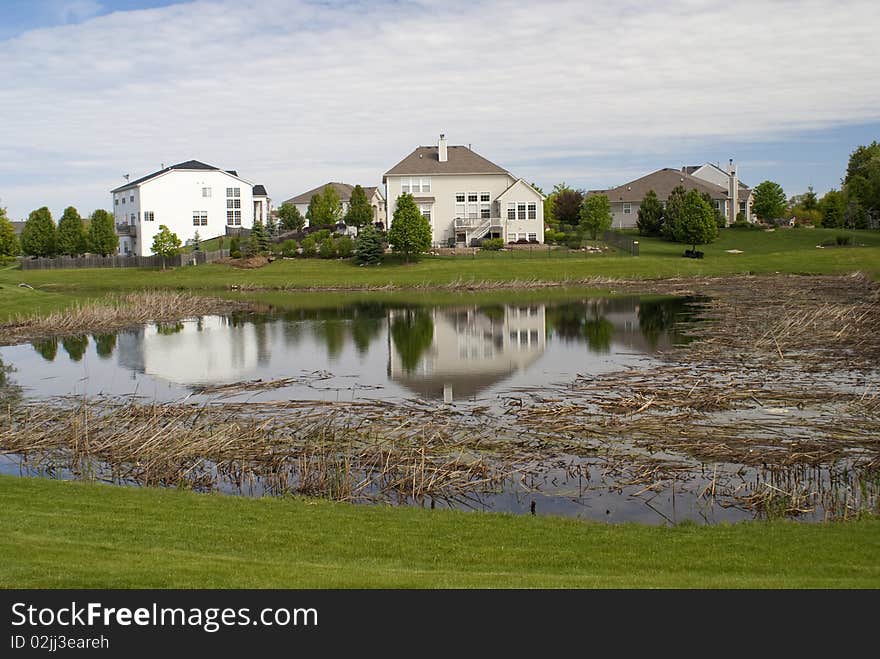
87, 209, 118, 256
57, 206, 86, 256
752, 180, 786, 222
21, 207, 56, 257
579, 194, 613, 241
278, 202, 305, 233
345, 185, 373, 231
0, 207, 20, 257
671, 189, 718, 252
151, 224, 182, 269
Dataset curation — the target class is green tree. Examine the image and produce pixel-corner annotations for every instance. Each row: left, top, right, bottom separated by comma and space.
305, 195, 321, 228
671, 189, 718, 251
0, 207, 20, 257
701, 192, 726, 230
93, 334, 117, 359
56, 206, 86, 256
300, 234, 318, 257
752, 180, 786, 222
32, 338, 58, 361
306, 186, 343, 229
61, 335, 89, 362
345, 184, 374, 231
87, 209, 118, 256
20, 207, 56, 257
335, 234, 354, 258
355, 224, 384, 264
388, 192, 431, 262
579, 194, 613, 241
265, 213, 277, 238
844, 196, 869, 229
251, 219, 270, 252
662, 186, 687, 240
390, 308, 434, 373
191, 230, 201, 251
552, 185, 584, 232
844, 141, 880, 224
801, 186, 819, 211
151, 224, 182, 269
636, 189, 664, 236
318, 236, 336, 258
278, 202, 305, 233
819, 189, 846, 228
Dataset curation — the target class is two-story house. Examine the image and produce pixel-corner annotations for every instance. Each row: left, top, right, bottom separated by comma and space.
384, 135, 545, 247
110, 160, 268, 256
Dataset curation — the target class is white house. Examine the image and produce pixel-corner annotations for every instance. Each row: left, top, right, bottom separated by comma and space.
284, 182, 386, 228
110, 160, 268, 256
384, 135, 545, 247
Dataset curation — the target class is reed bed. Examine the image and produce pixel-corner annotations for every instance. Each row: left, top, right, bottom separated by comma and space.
0, 291, 250, 344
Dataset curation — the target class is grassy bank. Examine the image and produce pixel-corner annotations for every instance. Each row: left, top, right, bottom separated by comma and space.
1, 476, 878, 588
1, 229, 879, 320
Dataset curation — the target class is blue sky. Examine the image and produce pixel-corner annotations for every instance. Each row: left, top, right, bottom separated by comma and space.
1, 0, 879, 219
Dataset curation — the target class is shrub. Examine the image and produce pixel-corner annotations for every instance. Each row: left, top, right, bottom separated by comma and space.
481, 237, 504, 251
335, 235, 354, 258
544, 229, 566, 244
229, 236, 240, 256
300, 235, 317, 257
735, 211, 746, 223
565, 236, 582, 250
835, 234, 853, 246
319, 236, 336, 259
280, 239, 299, 258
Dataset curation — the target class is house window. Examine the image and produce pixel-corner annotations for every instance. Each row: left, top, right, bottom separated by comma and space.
114, 198, 118, 206
401, 177, 431, 194
419, 204, 432, 223
130, 194, 134, 203
527, 203, 536, 220
193, 211, 208, 226
401, 179, 410, 193
739, 201, 747, 214
517, 203, 526, 220
623, 203, 632, 214
144, 211, 154, 222
226, 211, 241, 226
203, 187, 212, 197
227, 198, 241, 209
121, 197, 125, 205
480, 192, 490, 203
528, 232, 537, 242
130, 213, 136, 223
455, 193, 465, 203
420, 178, 431, 193
507, 203, 516, 220
481, 204, 491, 219
467, 193, 478, 203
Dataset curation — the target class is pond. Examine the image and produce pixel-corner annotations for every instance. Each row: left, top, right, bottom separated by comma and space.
0, 295, 699, 405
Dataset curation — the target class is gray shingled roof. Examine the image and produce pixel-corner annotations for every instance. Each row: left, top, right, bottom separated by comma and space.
383, 145, 509, 179
252, 184, 268, 196
588, 168, 731, 203
111, 160, 225, 193
285, 182, 381, 205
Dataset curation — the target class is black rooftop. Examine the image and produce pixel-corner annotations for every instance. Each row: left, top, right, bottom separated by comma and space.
111, 160, 227, 193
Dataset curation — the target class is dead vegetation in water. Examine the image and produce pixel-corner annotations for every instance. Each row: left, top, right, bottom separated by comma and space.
0, 291, 251, 344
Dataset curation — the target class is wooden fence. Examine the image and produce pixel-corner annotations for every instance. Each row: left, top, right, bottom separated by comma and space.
603, 230, 640, 256
20, 249, 229, 270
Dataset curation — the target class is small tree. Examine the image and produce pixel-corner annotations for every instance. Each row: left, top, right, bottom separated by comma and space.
345, 185, 373, 232
662, 186, 687, 241
579, 194, 613, 241
335, 235, 354, 258
552, 186, 585, 232
151, 224, 182, 269
388, 192, 431, 262
0, 207, 20, 257
355, 224, 384, 265
278, 202, 305, 233
636, 189, 664, 236
265, 213, 277, 238
229, 236, 241, 258
701, 192, 726, 230
251, 219, 270, 252
21, 207, 56, 257
87, 209, 119, 256
192, 230, 201, 251
57, 206, 87, 256
300, 234, 318, 257
752, 180, 786, 222
318, 236, 336, 258
672, 190, 718, 252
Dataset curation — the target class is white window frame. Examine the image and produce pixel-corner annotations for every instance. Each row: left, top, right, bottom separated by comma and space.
527, 202, 537, 220
144, 211, 154, 222
419, 203, 432, 225
623, 202, 632, 215
517, 203, 527, 220
528, 232, 537, 242
193, 210, 208, 226
507, 203, 516, 220
203, 187, 212, 198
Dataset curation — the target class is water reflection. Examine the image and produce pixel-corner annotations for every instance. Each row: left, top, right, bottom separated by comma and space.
15, 296, 700, 401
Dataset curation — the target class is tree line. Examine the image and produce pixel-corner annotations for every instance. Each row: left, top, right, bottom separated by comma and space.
0, 206, 119, 258
275, 184, 375, 235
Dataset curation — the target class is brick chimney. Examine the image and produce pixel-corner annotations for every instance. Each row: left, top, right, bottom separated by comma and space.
438, 134, 447, 163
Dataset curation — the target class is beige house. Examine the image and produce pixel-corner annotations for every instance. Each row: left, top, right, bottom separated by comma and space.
588, 160, 753, 229
284, 182, 386, 228
384, 135, 545, 247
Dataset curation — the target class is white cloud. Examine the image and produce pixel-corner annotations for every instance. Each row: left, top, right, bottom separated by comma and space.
1, 0, 879, 218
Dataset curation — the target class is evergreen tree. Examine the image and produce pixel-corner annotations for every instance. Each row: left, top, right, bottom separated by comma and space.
250, 219, 270, 252
305, 195, 321, 228
150, 224, 182, 269
662, 186, 687, 241
278, 202, 305, 232
57, 206, 86, 256
355, 224, 384, 264
636, 189, 664, 236
192, 230, 201, 251
0, 207, 20, 257
819, 190, 846, 228
344, 185, 373, 231
20, 207, 56, 257
88, 209, 119, 256
388, 192, 431, 262
265, 213, 277, 238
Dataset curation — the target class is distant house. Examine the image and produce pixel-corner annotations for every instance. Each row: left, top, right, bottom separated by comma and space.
588, 160, 753, 229
384, 134, 544, 247
284, 182, 386, 228
11, 221, 26, 236
110, 160, 269, 256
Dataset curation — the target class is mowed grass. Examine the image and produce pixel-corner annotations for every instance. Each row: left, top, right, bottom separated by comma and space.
1, 476, 878, 588
0, 227, 878, 320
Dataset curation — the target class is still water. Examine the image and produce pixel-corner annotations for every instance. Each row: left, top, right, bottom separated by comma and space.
0, 296, 698, 404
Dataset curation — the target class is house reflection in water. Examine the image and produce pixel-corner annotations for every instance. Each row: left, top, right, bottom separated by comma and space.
388, 305, 546, 401
116, 316, 266, 385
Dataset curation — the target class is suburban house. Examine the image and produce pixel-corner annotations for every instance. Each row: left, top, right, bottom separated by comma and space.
384, 135, 545, 247
110, 160, 268, 256
587, 160, 752, 229
11, 221, 26, 236
284, 182, 386, 228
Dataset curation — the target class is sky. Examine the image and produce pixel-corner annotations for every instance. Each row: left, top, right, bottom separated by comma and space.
1, 0, 879, 220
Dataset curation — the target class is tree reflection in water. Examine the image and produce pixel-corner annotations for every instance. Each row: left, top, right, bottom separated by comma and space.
390, 308, 434, 373
32, 337, 58, 362
61, 335, 89, 362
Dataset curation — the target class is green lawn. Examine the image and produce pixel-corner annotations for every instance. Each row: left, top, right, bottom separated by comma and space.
1, 228, 878, 321
1, 476, 877, 588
